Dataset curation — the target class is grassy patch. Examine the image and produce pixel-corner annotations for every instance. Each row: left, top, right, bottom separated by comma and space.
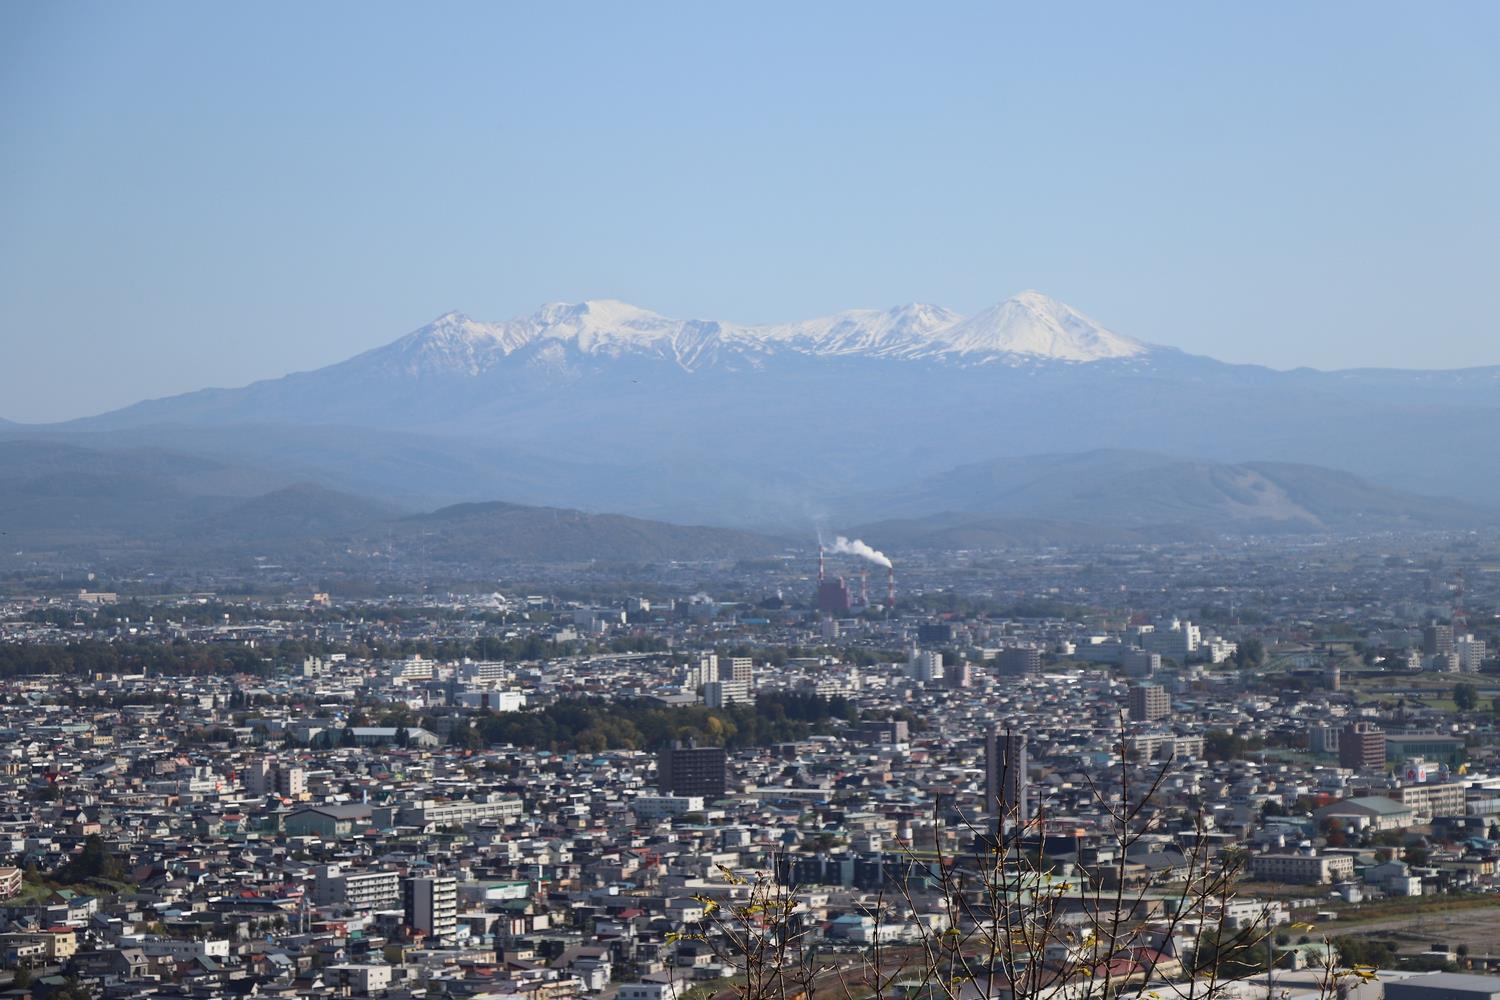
1328, 894, 1500, 926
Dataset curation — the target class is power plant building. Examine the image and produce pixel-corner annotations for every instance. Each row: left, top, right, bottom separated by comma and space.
816, 577, 852, 615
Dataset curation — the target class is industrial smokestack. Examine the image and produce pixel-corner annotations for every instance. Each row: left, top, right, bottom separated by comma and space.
887, 565, 895, 610
818, 547, 825, 583
860, 569, 869, 607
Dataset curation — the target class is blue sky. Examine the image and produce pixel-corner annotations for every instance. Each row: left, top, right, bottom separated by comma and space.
2, 2, 1497, 421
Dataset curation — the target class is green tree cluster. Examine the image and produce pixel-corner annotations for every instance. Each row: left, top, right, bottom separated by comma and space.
1204, 729, 1265, 762
1232, 637, 1266, 669
475, 691, 857, 753
1333, 937, 1399, 968
0, 639, 266, 679
54, 833, 125, 884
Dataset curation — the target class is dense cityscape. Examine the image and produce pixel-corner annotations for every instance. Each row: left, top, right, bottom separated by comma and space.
2, 534, 1499, 999
7, 5, 1500, 1000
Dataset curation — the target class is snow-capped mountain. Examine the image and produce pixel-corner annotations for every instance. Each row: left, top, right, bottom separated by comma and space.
21, 290, 1500, 526
933, 292, 1146, 360
355, 291, 1146, 377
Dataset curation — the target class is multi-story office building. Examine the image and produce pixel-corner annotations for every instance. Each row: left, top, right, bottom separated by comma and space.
942, 661, 972, 689
855, 719, 910, 745
1308, 723, 1341, 755
984, 728, 1028, 833
630, 795, 705, 820
1249, 853, 1355, 885
690, 654, 719, 687
1121, 649, 1160, 679
722, 657, 754, 685
397, 796, 524, 827
1126, 733, 1205, 762
1339, 721, 1386, 772
1455, 635, 1487, 673
1423, 622, 1455, 657
996, 647, 1041, 678
1128, 684, 1171, 722
404, 876, 458, 946
703, 679, 751, 708
275, 766, 306, 799
312, 865, 401, 911
909, 650, 944, 683
244, 759, 273, 797
658, 741, 727, 799
917, 623, 955, 644
1384, 780, 1467, 822
456, 660, 509, 683
383, 655, 436, 684
1142, 619, 1201, 660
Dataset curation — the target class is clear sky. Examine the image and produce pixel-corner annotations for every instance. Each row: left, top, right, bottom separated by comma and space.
2, 2, 1497, 422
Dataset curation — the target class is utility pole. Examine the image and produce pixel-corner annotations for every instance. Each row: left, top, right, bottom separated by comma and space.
1266, 907, 1276, 1000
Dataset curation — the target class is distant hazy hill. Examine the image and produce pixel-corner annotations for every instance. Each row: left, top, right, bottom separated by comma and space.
187, 483, 401, 545
0, 440, 785, 568
388, 502, 786, 563
0, 440, 282, 547
10, 291, 1497, 524
850, 515, 1220, 550
842, 450, 1495, 547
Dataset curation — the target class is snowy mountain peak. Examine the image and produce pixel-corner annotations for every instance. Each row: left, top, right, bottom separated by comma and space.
883, 301, 964, 332
533, 298, 667, 328
937, 292, 1147, 361
365, 292, 1152, 377
529, 299, 683, 355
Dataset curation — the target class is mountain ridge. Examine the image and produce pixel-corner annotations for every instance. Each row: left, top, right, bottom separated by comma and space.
0, 440, 788, 568
12, 291, 1500, 520
0, 439, 1492, 575
370, 291, 1148, 374
841, 450, 1497, 545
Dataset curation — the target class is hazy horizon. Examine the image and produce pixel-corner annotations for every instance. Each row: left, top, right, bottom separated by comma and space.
4, 2, 1499, 422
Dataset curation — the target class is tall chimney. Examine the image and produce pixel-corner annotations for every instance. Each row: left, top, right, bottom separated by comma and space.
818, 547, 825, 583
887, 565, 895, 610
860, 569, 869, 607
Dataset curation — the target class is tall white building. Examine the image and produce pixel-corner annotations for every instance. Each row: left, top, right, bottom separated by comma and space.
704, 679, 751, 708
383, 655, 435, 684
243, 759, 273, 797
275, 766, 306, 799
313, 865, 401, 911
689, 654, 719, 687
1456, 634, 1487, 673
909, 650, 944, 683
457, 660, 509, 683
1141, 619, 1201, 660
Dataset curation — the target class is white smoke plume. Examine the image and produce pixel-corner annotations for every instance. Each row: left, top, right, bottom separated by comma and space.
827, 535, 892, 569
